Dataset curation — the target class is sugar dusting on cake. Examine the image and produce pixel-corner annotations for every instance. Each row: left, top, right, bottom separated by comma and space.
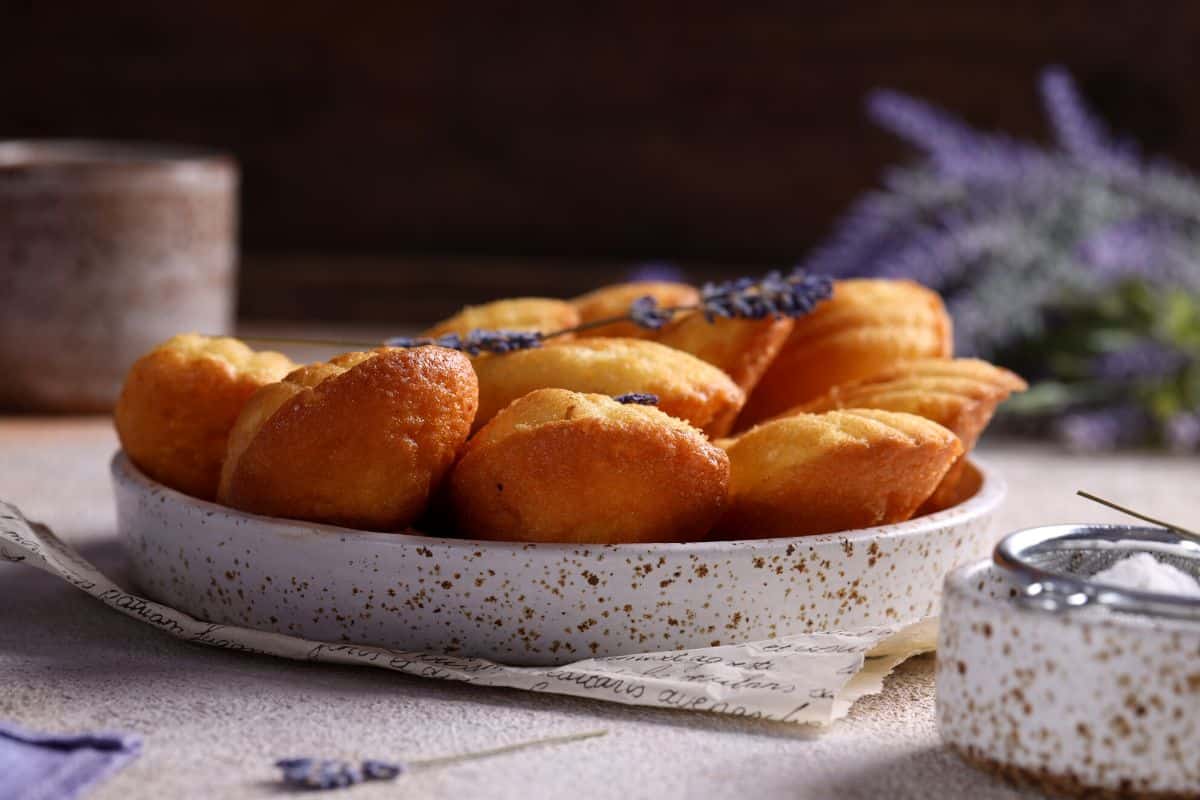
1091, 552, 1200, 598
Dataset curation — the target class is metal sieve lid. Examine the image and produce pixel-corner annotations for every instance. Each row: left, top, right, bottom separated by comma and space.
994, 524, 1200, 621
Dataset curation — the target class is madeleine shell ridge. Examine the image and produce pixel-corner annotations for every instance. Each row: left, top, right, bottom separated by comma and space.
789, 358, 1026, 512
738, 279, 953, 428
719, 409, 962, 538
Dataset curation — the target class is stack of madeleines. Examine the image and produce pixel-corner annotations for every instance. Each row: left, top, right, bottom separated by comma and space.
114, 278, 1025, 544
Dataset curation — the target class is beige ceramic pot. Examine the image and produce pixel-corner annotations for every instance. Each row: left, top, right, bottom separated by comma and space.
0, 140, 236, 411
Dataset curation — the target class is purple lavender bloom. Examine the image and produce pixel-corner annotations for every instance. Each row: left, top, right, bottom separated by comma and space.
1041, 67, 1114, 162
1075, 217, 1181, 282
698, 270, 832, 322
867, 90, 979, 160
613, 393, 659, 405
868, 89, 1050, 183
1165, 412, 1200, 452
629, 295, 674, 330
1056, 406, 1150, 452
1090, 341, 1189, 382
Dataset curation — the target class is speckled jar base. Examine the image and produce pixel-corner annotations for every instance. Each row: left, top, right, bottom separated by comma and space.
114, 453, 1005, 666
938, 560, 1200, 798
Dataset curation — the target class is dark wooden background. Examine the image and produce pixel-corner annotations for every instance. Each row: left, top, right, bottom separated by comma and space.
4, 2, 1198, 323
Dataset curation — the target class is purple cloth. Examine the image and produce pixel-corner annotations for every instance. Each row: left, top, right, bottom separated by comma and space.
0, 721, 140, 800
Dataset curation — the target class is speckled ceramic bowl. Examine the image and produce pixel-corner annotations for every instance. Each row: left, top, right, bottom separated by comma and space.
938, 554, 1200, 798
114, 452, 1005, 666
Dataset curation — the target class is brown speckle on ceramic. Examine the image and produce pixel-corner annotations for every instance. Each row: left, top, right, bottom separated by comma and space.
114, 452, 1004, 666
938, 560, 1200, 797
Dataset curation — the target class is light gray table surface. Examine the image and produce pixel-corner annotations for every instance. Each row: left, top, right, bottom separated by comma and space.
1, 416, 1195, 799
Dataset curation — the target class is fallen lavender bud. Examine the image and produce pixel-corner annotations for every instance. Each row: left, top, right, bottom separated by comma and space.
613, 393, 659, 405
361, 759, 407, 780
276, 757, 406, 790
275, 758, 364, 790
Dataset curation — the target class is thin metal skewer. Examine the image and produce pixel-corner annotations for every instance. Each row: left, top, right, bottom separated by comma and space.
1076, 490, 1200, 543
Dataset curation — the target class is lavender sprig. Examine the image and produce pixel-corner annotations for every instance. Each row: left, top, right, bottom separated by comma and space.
275, 729, 606, 791
384, 268, 833, 356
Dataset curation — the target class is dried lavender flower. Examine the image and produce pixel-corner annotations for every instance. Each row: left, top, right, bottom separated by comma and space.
698, 270, 833, 322
628, 295, 674, 330
613, 393, 659, 405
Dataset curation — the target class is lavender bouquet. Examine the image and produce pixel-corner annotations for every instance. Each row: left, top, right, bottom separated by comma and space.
803, 67, 1200, 451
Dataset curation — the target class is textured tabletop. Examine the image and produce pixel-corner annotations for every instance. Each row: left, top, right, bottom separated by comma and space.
0, 416, 1195, 799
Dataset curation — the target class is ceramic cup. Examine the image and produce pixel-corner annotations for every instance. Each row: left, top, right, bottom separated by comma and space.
0, 140, 237, 411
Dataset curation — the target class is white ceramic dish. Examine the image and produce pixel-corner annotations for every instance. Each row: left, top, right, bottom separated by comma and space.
938, 554, 1200, 797
114, 452, 1005, 666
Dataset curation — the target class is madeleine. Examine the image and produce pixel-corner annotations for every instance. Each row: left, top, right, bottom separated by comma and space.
656, 313, 794, 396
424, 297, 579, 338
114, 334, 294, 500
737, 279, 953, 428
571, 281, 700, 339
470, 338, 745, 437
788, 358, 1026, 511
717, 409, 962, 538
218, 346, 477, 531
449, 389, 729, 543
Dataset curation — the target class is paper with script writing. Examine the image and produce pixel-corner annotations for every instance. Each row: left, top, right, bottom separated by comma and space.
0, 501, 935, 725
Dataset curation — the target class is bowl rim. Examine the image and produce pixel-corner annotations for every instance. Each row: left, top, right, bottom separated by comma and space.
112, 450, 1006, 554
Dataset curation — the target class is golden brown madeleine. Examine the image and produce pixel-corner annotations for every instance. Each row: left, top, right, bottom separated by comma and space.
470, 338, 745, 437
114, 334, 293, 500
656, 312, 794, 395
717, 409, 962, 539
736, 279, 953, 428
787, 358, 1027, 451
786, 358, 1026, 512
424, 297, 579, 338
571, 281, 700, 339
218, 346, 478, 531
450, 389, 729, 543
